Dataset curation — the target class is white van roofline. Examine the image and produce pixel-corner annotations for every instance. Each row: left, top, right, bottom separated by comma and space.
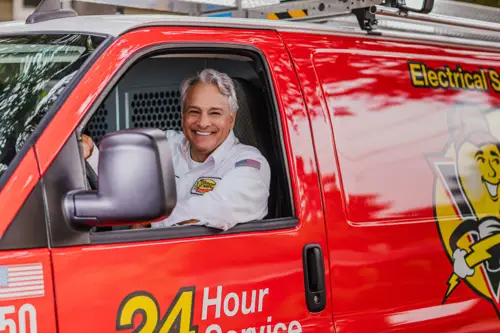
0, 14, 357, 37
0, 14, 499, 52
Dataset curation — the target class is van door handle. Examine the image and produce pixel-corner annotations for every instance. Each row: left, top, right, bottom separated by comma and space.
303, 244, 326, 312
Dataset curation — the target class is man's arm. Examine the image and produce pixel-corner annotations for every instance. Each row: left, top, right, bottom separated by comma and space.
83, 134, 99, 172
152, 155, 271, 231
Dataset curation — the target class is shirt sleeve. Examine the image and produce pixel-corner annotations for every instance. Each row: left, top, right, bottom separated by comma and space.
153, 154, 271, 231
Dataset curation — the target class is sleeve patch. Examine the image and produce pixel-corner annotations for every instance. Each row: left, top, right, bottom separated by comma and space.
235, 159, 261, 170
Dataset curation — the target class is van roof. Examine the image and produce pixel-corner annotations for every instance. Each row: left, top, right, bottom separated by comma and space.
0, 14, 361, 37
0, 13, 499, 52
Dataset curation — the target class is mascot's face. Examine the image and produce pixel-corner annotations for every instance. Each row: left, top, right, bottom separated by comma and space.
458, 142, 500, 220
475, 143, 500, 202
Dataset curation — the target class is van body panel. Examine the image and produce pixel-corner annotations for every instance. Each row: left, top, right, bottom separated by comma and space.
280, 30, 500, 332
0, 16, 500, 332
0, 249, 57, 333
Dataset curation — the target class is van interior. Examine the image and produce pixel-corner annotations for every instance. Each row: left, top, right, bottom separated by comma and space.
82, 48, 294, 231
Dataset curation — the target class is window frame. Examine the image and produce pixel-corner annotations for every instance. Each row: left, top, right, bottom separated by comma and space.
0, 181, 48, 250
49, 41, 298, 247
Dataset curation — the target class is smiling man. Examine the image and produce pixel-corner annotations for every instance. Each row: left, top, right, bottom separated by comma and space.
84, 69, 271, 231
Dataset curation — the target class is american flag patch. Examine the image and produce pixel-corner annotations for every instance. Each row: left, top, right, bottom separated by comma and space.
235, 159, 261, 170
0, 264, 44, 300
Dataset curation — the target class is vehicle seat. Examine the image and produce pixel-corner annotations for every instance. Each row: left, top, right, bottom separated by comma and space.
232, 77, 285, 220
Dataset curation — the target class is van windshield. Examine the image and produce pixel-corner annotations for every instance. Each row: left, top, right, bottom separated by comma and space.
0, 34, 105, 176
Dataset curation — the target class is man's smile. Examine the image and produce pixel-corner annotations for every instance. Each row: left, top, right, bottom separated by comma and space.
195, 131, 213, 136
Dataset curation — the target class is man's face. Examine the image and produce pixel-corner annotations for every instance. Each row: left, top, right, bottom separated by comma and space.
182, 82, 235, 162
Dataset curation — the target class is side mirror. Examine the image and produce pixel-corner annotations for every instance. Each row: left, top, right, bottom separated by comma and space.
387, 0, 434, 14
64, 128, 177, 227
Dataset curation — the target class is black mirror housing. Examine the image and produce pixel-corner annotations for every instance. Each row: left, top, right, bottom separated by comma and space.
64, 128, 177, 227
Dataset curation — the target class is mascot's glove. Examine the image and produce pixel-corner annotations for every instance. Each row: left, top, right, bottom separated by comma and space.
479, 218, 500, 239
453, 248, 474, 279
478, 218, 500, 273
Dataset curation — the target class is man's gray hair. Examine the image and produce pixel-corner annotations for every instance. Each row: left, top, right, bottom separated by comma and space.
180, 69, 238, 114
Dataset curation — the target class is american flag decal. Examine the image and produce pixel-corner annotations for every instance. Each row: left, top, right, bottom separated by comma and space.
235, 159, 261, 170
0, 264, 44, 300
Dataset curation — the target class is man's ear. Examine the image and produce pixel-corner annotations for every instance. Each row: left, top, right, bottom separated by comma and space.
180, 110, 186, 127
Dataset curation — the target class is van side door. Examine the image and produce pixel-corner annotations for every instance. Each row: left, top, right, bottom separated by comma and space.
280, 30, 500, 332
36, 26, 334, 333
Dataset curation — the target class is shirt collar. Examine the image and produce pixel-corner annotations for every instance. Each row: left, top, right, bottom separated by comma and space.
181, 130, 238, 167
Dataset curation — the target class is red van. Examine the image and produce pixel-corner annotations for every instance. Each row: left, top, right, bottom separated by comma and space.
0, 0, 500, 332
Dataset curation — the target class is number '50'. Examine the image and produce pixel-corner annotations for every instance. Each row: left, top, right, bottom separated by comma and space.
116, 287, 197, 333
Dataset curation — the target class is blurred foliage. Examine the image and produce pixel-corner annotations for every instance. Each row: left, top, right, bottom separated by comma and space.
0, 34, 103, 177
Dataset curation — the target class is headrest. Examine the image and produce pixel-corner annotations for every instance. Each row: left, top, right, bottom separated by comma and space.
232, 78, 266, 149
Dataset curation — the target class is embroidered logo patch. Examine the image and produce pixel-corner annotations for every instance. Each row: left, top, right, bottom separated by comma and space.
191, 177, 218, 195
235, 159, 261, 170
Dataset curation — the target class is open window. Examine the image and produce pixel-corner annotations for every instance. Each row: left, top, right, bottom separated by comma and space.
76, 45, 295, 240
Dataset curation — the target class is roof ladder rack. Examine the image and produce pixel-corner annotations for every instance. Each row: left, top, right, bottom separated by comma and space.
75, 0, 399, 31
195, 0, 500, 34
72, 0, 500, 35
199, 0, 388, 32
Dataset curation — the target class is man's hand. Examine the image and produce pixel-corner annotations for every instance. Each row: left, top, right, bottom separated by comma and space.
177, 219, 199, 226
82, 134, 94, 160
131, 223, 151, 229
130, 220, 198, 229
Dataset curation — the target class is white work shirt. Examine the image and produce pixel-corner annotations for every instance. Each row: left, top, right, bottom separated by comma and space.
87, 130, 271, 231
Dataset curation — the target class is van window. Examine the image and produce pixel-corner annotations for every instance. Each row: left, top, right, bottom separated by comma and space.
80, 48, 294, 236
0, 34, 104, 179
